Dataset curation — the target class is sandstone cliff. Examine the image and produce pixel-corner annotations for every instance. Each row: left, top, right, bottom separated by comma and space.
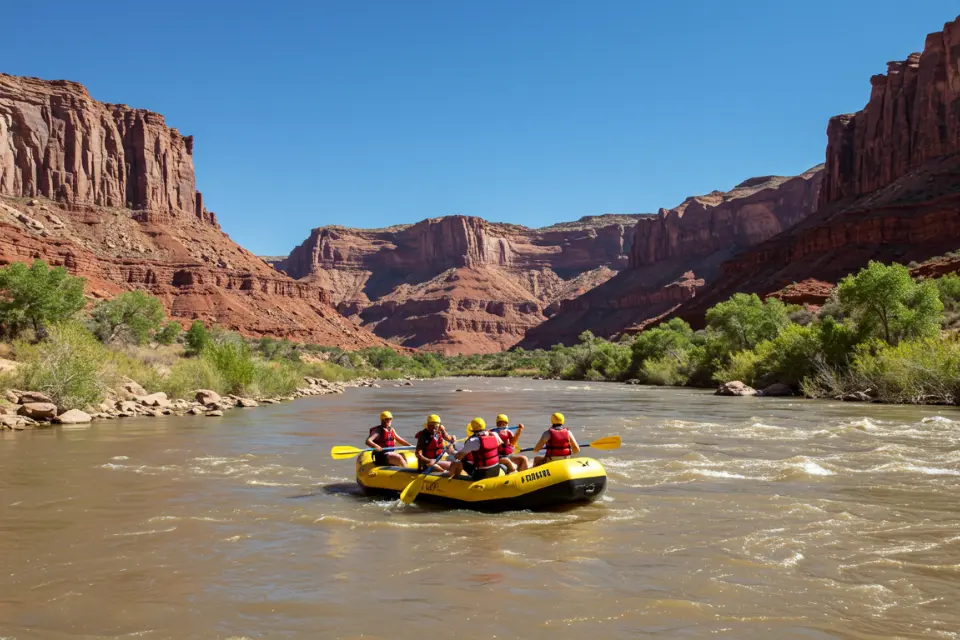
275, 214, 645, 353
517, 167, 824, 348
671, 15, 960, 324
0, 73, 386, 348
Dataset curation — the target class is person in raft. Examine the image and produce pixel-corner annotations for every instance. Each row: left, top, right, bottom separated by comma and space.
445, 417, 504, 480
490, 414, 530, 473
414, 414, 455, 473
366, 411, 412, 467
532, 412, 580, 467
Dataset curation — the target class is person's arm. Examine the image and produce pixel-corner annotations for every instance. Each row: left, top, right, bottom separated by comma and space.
439, 425, 455, 443
513, 424, 525, 447
569, 433, 581, 454
395, 435, 412, 447
532, 433, 548, 454
365, 430, 381, 451
415, 440, 430, 464
456, 438, 478, 461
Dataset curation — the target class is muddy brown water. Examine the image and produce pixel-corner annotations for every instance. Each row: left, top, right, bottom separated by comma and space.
1, 379, 959, 639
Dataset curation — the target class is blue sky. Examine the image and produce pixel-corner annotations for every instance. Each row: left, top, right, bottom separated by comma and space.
3, 1, 957, 255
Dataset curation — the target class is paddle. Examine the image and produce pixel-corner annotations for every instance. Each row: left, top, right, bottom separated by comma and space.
519, 434, 622, 454
330, 444, 416, 460
399, 452, 448, 505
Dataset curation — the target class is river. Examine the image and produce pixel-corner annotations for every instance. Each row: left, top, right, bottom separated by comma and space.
1, 379, 959, 639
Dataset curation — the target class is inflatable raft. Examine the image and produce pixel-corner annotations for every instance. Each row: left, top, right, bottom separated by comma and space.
355, 450, 607, 511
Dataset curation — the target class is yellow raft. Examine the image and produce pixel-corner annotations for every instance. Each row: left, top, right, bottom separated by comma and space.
355, 450, 607, 511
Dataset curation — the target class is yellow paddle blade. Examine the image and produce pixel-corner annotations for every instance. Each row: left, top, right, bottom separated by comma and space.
587, 435, 622, 450
330, 445, 364, 460
399, 475, 426, 505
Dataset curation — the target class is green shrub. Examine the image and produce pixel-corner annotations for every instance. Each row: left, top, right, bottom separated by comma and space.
713, 349, 761, 386
107, 349, 164, 393
641, 354, 690, 386
0, 260, 86, 340
630, 318, 694, 377
202, 338, 256, 395
160, 358, 225, 399
8, 322, 108, 410
155, 321, 182, 346
184, 320, 211, 356
705, 293, 790, 352
250, 361, 302, 397
752, 323, 823, 388
90, 291, 166, 345
847, 338, 960, 404
300, 361, 362, 382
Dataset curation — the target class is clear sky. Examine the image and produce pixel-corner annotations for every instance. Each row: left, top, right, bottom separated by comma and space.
3, 1, 957, 255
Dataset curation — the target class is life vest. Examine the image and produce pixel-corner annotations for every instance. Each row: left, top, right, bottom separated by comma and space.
467, 433, 501, 469
492, 427, 514, 456
415, 429, 444, 460
545, 426, 571, 458
369, 425, 395, 448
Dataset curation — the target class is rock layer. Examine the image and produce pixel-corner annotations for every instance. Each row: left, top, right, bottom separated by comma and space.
275, 214, 646, 353
0, 73, 386, 348
518, 167, 823, 348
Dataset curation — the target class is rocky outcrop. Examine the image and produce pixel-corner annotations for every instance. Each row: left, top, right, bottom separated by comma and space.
518, 167, 823, 348
0, 73, 387, 348
275, 214, 645, 353
669, 15, 960, 325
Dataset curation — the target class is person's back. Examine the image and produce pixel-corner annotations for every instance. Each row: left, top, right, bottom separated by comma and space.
447, 418, 503, 480
533, 412, 580, 467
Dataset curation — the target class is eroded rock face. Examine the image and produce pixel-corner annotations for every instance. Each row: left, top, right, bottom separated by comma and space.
0, 73, 388, 349
670, 15, 960, 326
518, 168, 823, 348
275, 214, 645, 353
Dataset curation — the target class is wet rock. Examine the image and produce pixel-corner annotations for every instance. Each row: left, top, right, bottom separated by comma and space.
17, 402, 58, 419
714, 381, 757, 397
840, 391, 872, 402
115, 400, 138, 413
1, 415, 32, 430
236, 398, 259, 408
624, 379, 641, 385
136, 392, 172, 408
54, 409, 92, 424
260, 398, 279, 404
195, 389, 222, 405
402, 381, 414, 386
17, 391, 53, 404
759, 383, 793, 397
205, 410, 224, 417
187, 407, 204, 415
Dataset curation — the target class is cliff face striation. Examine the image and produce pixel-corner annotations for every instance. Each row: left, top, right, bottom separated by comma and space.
671, 15, 960, 323
517, 167, 824, 348
274, 214, 645, 353
0, 73, 386, 348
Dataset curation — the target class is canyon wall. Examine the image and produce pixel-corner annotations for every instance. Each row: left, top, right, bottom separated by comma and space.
274, 214, 644, 353
517, 167, 824, 348
0, 73, 385, 348
671, 15, 960, 324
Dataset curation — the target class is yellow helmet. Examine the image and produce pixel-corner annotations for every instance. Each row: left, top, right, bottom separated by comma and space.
496, 414, 509, 425
426, 414, 441, 425
551, 412, 565, 426
380, 410, 393, 421
467, 417, 486, 435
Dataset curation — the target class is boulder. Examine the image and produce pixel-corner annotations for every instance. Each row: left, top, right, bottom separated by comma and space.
136, 393, 172, 408
841, 391, 872, 402
624, 379, 641, 385
115, 400, 138, 413
17, 391, 53, 404
714, 381, 757, 397
187, 407, 204, 415
205, 410, 224, 417
759, 383, 794, 397
54, 409, 92, 424
17, 402, 58, 419
195, 389, 222, 405
118, 378, 147, 399
4, 389, 20, 404
1, 415, 31, 430
236, 398, 259, 408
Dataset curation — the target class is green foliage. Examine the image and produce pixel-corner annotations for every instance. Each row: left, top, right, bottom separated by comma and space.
844, 337, 960, 404
630, 318, 694, 378
640, 354, 690, 386
705, 293, 790, 352
90, 291, 165, 345
8, 322, 108, 410
713, 349, 761, 386
202, 337, 256, 395
836, 261, 943, 344
937, 274, 960, 310
184, 321, 211, 356
256, 336, 300, 362
155, 321, 182, 346
750, 323, 822, 388
160, 358, 224, 400
249, 361, 302, 397
0, 260, 86, 339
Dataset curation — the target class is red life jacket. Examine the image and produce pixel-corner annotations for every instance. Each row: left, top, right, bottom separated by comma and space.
369, 425, 395, 448
492, 427, 514, 455
467, 433, 501, 469
545, 426, 571, 458
415, 430, 444, 460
